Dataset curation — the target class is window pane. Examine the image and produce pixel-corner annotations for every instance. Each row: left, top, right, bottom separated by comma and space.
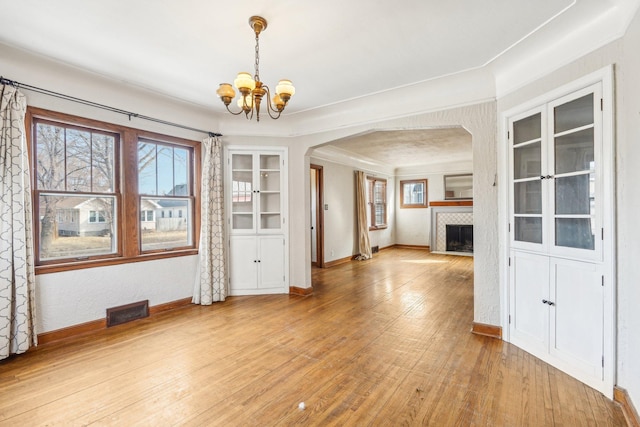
39, 194, 116, 260
554, 94, 593, 134
403, 183, 424, 205
157, 146, 174, 195
554, 128, 594, 175
138, 141, 191, 197
513, 142, 541, 179
36, 123, 66, 191
66, 128, 92, 192
514, 180, 541, 214
555, 173, 595, 215
555, 218, 595, 250
140, 197, 192, 251
173, 147, 189, 195
138, 142, 157, 195
92, 133, 115, 192
513, 113, 541, 144
514, 217, 542, 244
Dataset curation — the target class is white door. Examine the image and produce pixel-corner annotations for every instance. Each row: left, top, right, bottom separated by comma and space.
550, 257, 603, 385
229, 236, 258, 291
258, 235, 285, 290
509, 251, 549, 359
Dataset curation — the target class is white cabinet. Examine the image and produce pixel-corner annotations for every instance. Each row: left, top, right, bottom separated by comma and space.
226, 147, 288, 296
229, 235, 285, 293
506, 71, 614, 397
509, 251, 604, 390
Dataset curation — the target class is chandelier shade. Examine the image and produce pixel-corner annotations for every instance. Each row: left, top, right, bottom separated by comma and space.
216, 16, 295, 121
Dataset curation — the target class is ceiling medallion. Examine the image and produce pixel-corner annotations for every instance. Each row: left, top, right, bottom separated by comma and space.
216, 16, 295, 121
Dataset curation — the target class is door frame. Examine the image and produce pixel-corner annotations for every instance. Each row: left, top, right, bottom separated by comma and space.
310, 164, 325, 268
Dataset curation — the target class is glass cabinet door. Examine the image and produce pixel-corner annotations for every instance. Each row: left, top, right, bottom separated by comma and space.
258, 154, 281, 231
231, 153, 254, 230
511, 110, 544, 247
550, 90, 598, 253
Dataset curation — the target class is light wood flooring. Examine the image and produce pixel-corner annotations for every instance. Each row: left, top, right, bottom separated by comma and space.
0, 248, 627, 425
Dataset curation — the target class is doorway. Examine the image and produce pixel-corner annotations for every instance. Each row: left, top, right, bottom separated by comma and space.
310, 164, 324, 267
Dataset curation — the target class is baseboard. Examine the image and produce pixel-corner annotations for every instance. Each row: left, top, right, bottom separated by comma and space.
38, 318, 107, 345
37, 297, 192, 345
471, 322, 502, 339
614, 386, 640, 427
391, 244, 430, 251
324, 255, 353, 268
289, 286, 314, 296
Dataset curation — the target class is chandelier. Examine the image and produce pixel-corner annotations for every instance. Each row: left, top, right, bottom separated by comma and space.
216, 16, 295, 121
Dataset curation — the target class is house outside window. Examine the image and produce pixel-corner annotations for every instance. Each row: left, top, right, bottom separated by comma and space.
367, 177, 387, 230
28, 107, 201, 273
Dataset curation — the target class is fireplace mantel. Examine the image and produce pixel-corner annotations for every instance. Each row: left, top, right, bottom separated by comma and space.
429, 200, 473, 207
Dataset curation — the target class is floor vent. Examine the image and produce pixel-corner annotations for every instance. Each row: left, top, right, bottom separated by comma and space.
106, 300, 149, 327
372, 246, 380, 253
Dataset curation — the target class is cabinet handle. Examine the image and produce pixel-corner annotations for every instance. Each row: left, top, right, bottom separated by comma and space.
542, 299, 548, 304
254, 260, 257, 263
258, 260, 261, 262
540, 176, 546, 180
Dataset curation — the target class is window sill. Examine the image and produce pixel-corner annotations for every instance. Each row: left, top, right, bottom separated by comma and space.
369, 225, 388, 231
35, 249, 199, 275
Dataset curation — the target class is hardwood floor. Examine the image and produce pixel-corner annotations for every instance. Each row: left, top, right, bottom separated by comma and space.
0, 248, 626, 426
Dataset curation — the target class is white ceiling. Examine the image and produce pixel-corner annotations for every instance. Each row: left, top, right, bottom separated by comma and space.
1, 0, 637, 168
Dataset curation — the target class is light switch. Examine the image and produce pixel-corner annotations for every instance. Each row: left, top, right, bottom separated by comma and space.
324, 204, 329, 210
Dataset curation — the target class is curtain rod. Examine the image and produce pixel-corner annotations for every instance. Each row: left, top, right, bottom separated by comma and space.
0, 76, 222, 138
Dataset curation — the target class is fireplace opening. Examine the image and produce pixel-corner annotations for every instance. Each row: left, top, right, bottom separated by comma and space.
446, 224, 473, 253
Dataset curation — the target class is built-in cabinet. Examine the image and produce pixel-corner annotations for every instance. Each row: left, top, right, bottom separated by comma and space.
226, 147, 288, 295
506, 69, 614, 396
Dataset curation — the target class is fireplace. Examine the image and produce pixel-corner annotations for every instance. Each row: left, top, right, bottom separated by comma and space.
446, 224, 473, 253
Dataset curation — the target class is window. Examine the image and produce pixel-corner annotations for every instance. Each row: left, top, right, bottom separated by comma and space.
28, 107, 200, 273
88, 210, 107, 223
400, 179, 428, 208
367, 177, 387, 230
140, 210, 154, 222
33, 118, 118, 262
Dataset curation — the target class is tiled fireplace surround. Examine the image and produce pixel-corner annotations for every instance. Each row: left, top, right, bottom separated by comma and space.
430, 205, 473, 255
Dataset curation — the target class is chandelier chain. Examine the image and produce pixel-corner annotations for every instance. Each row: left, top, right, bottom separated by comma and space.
254, 33, 260, 81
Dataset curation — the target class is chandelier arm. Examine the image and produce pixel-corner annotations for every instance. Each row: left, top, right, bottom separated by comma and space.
262, 86, 284, 119
224, 105, 246, 116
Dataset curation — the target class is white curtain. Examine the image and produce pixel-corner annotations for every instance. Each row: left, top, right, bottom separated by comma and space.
355, 170, 372, 260
193, 136, 227, 304
0, 84, 37, 359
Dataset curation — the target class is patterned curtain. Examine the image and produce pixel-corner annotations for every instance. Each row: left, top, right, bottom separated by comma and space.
0, 84, 37, 359
193, 136, 227, 304
355, 170, 372, 260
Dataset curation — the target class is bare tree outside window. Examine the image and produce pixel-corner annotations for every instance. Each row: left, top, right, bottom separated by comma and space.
34, 120, 117, 261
